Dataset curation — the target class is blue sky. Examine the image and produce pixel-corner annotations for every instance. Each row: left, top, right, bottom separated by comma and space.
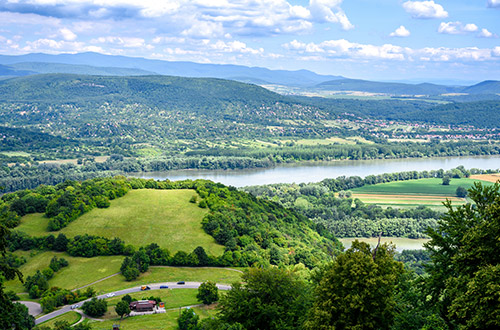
0, 0, 499, 83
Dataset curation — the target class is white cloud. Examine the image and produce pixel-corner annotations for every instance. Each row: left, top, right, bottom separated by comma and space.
478, 28, 495, 38
403, 1, 448, 19
59, 27, 77, 41
463, 24, 478, 32
283, 38, 497, 62
210, 40, 263, 55
487, 0, 500, 8
309, 0, 354, 30
390, 26, 410, 37
492, 47, 500, 56
91, 36, 146, 48
181, 21, 224, 38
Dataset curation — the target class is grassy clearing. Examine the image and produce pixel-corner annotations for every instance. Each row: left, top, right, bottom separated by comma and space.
103, 289, 199, 319
0, 151, 31, 157
87, 305, 217, 330
351, 178, 493, 196
38, 311, 81, 327
5, 251, 123, 293
91, 267, 242, 294
17, 189, 224, 256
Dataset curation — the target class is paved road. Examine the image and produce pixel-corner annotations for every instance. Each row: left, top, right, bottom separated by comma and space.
35, 282, 232, 325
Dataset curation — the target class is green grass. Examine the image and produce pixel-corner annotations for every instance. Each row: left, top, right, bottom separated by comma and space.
87, 306, 217, 330
90, 267, 242, 294
5, 251, 123, 293
38, 311, 81, 327
351, 178, 493, 196
0, 151, 31, 157
104, 289, 199, 315
17, 189, 224, 256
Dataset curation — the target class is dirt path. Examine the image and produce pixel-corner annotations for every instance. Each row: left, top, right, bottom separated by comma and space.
72, 272, 121, 292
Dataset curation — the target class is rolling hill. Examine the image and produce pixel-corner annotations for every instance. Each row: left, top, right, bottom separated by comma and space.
0, 52, 343, 86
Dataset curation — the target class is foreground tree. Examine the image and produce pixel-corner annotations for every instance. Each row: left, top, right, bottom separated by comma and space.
305, 240, 404, 330
425, 182, 500, 329
197, 281, 218, 305
0, 223, 35, 329
81, 297, 107, 317
218, 267, 311, 330
115, 300, 130, 320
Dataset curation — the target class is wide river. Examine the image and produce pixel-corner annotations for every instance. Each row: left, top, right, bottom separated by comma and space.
136, 155, 500, 187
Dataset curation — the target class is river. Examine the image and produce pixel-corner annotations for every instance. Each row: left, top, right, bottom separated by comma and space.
339, 237, 430, 252
135, 155, 500, 187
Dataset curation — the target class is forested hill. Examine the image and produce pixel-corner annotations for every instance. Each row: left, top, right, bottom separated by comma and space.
0, 73, 284, 106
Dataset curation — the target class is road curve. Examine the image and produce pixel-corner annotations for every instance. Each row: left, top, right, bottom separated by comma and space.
35, 282, 232, 325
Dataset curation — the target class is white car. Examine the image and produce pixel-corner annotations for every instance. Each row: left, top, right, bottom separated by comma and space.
71, 304, 79, 309
106, 293, 115, 298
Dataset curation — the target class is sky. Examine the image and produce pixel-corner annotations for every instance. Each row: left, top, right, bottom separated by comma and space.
0, 0, 499, 83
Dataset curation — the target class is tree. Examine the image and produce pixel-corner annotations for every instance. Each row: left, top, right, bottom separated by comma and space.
305, 240, 404, 330
82, 297, 107, 317
178, 308, 200, 330
121, 294, 133, 304
424, 182, 500, 329
442, 176, 451, 185
197, 281, 218, 305
115, 300, 130, 320
456, 186, 467, 197
0, 223, 35, 329
218, 267, 311, 330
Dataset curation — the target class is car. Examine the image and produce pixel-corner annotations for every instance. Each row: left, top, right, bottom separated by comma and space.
177, 281, 185, 285
160, 285, 169, 289
71, 304, 79, 309
141, 285, 151, 290
106, 293, 115, 298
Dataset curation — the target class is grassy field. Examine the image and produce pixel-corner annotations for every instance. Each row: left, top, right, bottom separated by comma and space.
90, 267, 242, 294
17, 189, 224, 256
38, 311, 81, 327
103, 289, 200, 318
5, 251, 123, 293
350, 178, 493, 208
87, 305, 217, 330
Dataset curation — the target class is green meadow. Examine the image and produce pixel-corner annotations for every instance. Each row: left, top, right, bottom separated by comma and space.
17, 189, 224, 256
351, 178, 492, 196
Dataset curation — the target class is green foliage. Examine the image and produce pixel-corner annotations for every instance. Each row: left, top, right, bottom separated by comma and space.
197, 281, 218, 305
442, 176, 450, 185
81, 297, 107, 317
425, 182, 500, 329
305, 241, 404, 330
455, 186, 467, 197
218, 267, 311, 330
115, 300, 131, 319
178, 308, 201, 330
121, 294, 133, 304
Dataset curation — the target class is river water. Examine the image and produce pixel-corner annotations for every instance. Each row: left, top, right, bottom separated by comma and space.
135, 155, 500, 187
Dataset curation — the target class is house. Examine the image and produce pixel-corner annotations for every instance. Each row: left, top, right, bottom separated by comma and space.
129, 300, 157, 312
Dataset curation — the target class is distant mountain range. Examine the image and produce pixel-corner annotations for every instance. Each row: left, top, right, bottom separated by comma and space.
315, 78, 500, 96
0, 52, 498, 95
0, 52, 342, 87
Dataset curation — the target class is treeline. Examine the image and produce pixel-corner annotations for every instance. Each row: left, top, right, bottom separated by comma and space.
243, 166, 484, 238
187, 140, 500, 162
4, 177, 340, 268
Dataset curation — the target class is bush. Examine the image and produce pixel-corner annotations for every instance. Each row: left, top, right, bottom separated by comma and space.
197, 281, 219, 305
82, 297, 107, 317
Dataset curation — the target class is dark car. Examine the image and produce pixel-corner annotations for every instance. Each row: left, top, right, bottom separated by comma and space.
177, 281, 185, 285
160, 285, 169, 289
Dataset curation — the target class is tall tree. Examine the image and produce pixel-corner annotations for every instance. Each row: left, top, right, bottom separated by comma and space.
424, 182, 500, 329
305, 240, 403, 330
0, 223, 35, 329
218, 267, 312, 330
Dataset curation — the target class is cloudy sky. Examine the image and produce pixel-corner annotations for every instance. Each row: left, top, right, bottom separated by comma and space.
0, 0, 499, 82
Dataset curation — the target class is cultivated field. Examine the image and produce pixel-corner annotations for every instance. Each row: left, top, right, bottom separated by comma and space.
350, 178, 493, 208
470, 173, 500, 183
17, 189, 224, 256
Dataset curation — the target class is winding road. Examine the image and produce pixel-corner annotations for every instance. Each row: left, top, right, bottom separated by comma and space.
34, 282, 232, 325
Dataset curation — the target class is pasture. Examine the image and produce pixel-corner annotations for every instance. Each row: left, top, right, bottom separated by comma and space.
17, 189, 224, 256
